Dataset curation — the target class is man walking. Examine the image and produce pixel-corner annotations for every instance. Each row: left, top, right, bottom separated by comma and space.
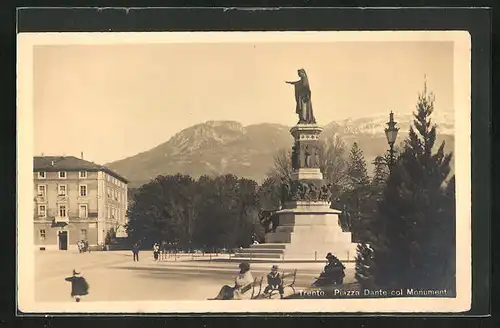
132, 243, 140, 262
65, 269, 89, 302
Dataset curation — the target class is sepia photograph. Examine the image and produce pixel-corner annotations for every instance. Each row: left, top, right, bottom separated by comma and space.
17, 31, 471, 313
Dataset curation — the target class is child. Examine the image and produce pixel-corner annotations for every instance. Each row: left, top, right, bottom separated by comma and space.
264, 265, 284, 299
65, 269, 89, 302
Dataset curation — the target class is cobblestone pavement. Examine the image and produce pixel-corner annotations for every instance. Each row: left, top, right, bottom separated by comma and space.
34, 250, 355, 302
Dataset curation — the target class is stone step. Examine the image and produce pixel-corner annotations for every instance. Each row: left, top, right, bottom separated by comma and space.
249, 243, 288, 250
225, 257, 321, 263
237, 248, 284, 254
232, 252, 283, 259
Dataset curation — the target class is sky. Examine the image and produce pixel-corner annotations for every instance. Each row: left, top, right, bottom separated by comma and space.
33, 41, 454, 164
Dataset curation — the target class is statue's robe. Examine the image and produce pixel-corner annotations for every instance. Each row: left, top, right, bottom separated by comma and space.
293, 77, 316, 124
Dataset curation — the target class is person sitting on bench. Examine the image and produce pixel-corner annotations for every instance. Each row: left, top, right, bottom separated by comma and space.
264, 265, 284, 298
312, 252, 346, 286
211, 261, 254, 300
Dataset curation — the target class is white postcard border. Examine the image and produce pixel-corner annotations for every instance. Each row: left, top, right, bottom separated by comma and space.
17, 31, 471, 313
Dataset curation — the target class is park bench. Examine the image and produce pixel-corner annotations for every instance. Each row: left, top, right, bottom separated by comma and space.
267, 269, 298, 298
249, 276, 264, 299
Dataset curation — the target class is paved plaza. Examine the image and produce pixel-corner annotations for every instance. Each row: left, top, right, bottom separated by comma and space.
34, 250, 356, 302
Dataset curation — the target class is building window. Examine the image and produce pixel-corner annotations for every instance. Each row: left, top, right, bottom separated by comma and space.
114, 190, 118, 200
58, 171, 66, 179
38, 171, 46, 179
107, 207, 111, 219
58, 184, 67, 196
58, 205, 67, 217
39, 229, 46, 241
107, 187, 111, 198
38, 205, 46, 218
79, 171, 87, 178
80, 185, 87, 197
79, 204, 88, 218
80, 229, 87, 240
37, 185, 46, 197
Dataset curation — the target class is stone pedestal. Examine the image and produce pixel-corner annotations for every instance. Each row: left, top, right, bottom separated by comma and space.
263, 201, 357, 261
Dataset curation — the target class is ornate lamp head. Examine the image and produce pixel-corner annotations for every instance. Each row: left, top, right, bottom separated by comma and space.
384, 111, 399, 145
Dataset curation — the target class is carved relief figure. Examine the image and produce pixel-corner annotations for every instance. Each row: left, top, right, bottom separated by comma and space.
304, 145, 312, 168
313, 146, 321, 167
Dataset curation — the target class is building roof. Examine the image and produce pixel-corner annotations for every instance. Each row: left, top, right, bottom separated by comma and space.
33, 156, 128, 183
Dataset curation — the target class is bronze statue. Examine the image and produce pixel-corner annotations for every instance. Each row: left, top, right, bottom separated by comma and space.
281, 181, 291, 204
286, 69, 316, 124
298, 182, 309, 199
259, 209, 279, 233
291, 143, 299, 170
308, 183, 320, 201
319, 183, 333, 202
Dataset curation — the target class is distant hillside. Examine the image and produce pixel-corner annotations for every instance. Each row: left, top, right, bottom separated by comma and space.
106, 114, 455, 188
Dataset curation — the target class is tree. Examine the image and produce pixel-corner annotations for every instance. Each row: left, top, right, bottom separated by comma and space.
268, 148, 293, 183
258, 176, 282, 210
194, 174, 259, 250
341, 142, 371, 236
358, 83, 456, 291
371, 155, 389, 194
320, 135, 348, 199
126, 174, 197, 248
346, 142, 370, 190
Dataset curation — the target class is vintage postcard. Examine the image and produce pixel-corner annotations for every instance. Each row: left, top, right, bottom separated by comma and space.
17, 31, 471, 313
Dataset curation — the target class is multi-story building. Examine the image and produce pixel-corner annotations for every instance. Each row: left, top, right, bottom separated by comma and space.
33, 155, 128, 250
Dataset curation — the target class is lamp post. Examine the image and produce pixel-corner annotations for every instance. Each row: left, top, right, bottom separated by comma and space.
384, 111, 399, 170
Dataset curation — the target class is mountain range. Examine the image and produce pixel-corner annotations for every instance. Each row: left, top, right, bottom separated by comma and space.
106, 113, 455, 188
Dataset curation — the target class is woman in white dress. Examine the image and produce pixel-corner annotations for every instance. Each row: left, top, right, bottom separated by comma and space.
211, 262, 254, 300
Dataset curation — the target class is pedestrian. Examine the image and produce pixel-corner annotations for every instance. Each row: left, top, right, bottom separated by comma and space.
132, 243, 140, 262
64, 269, 89, 302
153, 243, 160, 261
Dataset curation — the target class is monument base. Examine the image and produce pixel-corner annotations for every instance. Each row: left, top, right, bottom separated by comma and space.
233, 202, 358, 262
291, 168, 323, 180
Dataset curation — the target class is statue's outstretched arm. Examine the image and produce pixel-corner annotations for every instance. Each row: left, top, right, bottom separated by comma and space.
285, 80, 300, 85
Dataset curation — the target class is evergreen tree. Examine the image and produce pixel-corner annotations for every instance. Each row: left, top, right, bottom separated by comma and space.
361, 83, 455, 291
371, 155, 389, 194
355, 158, 388, 286
342, 142, 371, 237
346, 142, 370, 189
355, 243, 375, 287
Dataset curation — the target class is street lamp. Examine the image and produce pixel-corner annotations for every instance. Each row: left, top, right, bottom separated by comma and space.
384, 111, 399, 169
